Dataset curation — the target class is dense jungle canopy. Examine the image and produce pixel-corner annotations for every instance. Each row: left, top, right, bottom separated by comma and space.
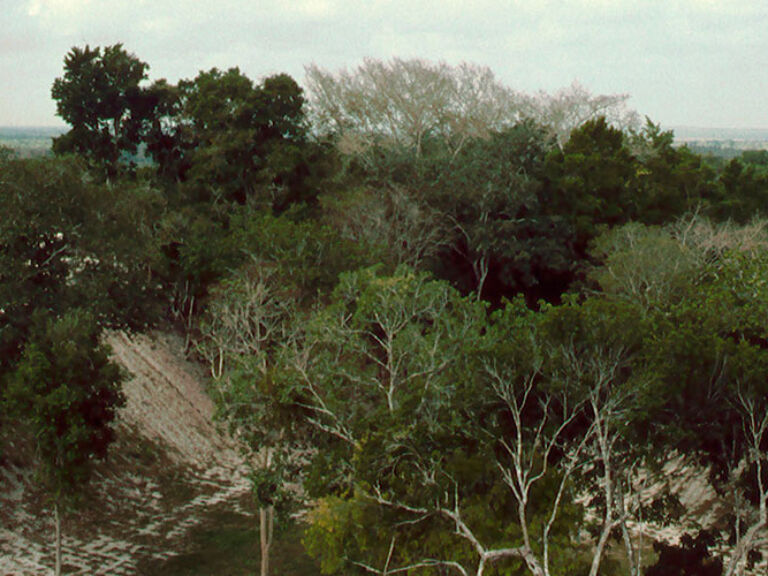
3, 44, 768, 576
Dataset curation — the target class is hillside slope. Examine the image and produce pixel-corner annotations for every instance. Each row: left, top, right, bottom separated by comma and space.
0, 330, 254, 575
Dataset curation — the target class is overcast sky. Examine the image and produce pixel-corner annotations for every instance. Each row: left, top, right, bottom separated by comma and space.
2, 0, 767, 128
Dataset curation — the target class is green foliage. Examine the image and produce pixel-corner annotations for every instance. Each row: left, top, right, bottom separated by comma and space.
430, 121, 570, 303
141, 78, 190, 182
176, 68, 313, 208
0, 155, 162, 375
629, 120, 717, 224
0, 144, 18, 161
226, 209, 372, 297
51, 44, 152, 177
544, 117, 637, 250
168, 203, 372, 311
203, 230, 759, 572
269, 267, 484, 567
589, 222, 701, 309
740, 149, 768, 168
712, 158, 768, 222
35, 44, 768, 573
265, 268, 615, 573
3, 310, 124, 504
303, 496, 363, 574
0, 153, 159, 546
642, 246, 768, 472
585, 220, 768, 558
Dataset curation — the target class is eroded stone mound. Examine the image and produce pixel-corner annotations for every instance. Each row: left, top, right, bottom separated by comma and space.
0, 331, 253, 575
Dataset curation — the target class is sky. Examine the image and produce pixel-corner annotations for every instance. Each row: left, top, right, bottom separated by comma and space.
2, 0, 767, 129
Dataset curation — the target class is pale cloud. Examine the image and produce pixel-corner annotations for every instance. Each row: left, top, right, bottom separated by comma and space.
137, 16, 173, 34
290, 0, 336, 18
28, 0, 92, 17
3, 0, 768, 127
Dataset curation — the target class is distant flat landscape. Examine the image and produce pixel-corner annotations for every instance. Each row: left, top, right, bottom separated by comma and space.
0, 126, 66, 157
671, 126, 768, 142
3, 125, 768, 160
670, 126, 768, 157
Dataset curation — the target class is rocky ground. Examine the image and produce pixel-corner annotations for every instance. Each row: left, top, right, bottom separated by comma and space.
0, 331, 255, 575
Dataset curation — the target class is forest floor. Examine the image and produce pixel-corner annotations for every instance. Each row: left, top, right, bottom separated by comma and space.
0, 331, 263, 575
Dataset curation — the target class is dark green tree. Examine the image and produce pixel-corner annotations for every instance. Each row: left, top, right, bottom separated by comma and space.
429, 121, 570, 304
141, 78, 191, 183
543, 117, 637, 254
712, 158, 768, 222
627, 120, 717, 225
177, 68, 311, 207
3, 310, 124, 576
0, 155, 161, 370
51, 44, 152, 177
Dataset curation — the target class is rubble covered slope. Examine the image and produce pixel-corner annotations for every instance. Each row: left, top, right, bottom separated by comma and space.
0, 330, 253, 576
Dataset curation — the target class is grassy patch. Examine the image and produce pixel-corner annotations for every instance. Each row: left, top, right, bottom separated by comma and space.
138, 509, 319, 576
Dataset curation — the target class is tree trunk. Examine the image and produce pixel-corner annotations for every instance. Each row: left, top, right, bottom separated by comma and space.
260, 505, 274, 576
474, 255, 489, 303
54, 501, 62, 576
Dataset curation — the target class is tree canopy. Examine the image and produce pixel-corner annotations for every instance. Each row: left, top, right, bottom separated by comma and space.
51, 44, 152, 177
10, 45, 768, 575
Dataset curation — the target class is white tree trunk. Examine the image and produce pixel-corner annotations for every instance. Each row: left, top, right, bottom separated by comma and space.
260, 505, 274, 576
725, 395, 768, 575
54, 501, 62, 576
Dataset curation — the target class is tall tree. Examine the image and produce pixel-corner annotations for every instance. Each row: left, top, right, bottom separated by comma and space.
142, 78, 191, 183
196, 265, 297, 576
3, 310, 124, 576
628, 119, 718, 225
713, 158, 768, 223
178, 68, 311, 207
529, 81, 639, 147
270, 267, 640, 575
0, 156, 160, 564
51, 44, 152, 177
306, 58, 526, 166
429, 121, 565, 303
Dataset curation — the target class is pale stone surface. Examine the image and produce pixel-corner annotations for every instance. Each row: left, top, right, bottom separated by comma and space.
0, 330, 252, 575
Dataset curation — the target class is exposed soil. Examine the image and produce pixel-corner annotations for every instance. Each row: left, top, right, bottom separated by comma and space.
0, 331, 254, 575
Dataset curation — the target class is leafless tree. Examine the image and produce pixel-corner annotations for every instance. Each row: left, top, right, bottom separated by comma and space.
529, 81, 640, 147
194, 262, 296, 576
305, 58, 526, 160
723, 390, 768, 576
556, 341, 645, 576
322, 185, 449, 269
195, 262, 293, 380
